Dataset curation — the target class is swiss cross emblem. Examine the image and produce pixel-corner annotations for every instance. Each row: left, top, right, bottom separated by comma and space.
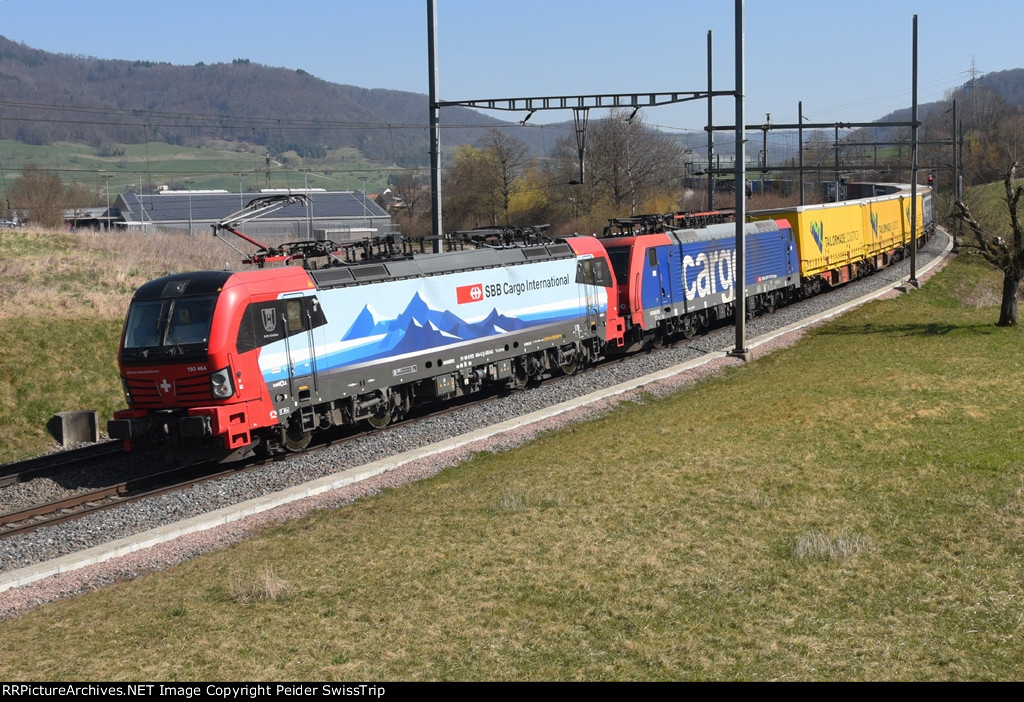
262, 308, 277, 333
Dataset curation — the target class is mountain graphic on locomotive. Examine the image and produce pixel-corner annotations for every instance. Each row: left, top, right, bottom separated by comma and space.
109, 186, 932, 461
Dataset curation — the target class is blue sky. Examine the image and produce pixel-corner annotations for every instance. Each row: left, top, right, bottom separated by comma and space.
0, 0, 1018, 131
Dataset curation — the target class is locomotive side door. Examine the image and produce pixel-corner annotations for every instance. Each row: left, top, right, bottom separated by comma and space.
280, 293, 327, 404
576, 257, 611, 336
575, 258, 597, 334
635, 244, 666, 329
645, 246, 664, 309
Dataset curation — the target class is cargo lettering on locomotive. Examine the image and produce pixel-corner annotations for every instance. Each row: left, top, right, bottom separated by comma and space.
682, 249, 736, 302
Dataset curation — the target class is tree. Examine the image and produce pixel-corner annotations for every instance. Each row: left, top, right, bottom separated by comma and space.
443, 131, 533, 230
949, 86, 1016, 186
480, 129, 531, 226
801, 129, 833, 168
10, 164, 65, 229
506, 165, 551, 226
955, 160, 1024, 326
587, 111, 683, 216
544, 110, 684, 232
443, 144, 494, 229
950, 95, 1024, 326
545, 136, 603, 229
64, 182, 94, 229
385, 171, 430, 238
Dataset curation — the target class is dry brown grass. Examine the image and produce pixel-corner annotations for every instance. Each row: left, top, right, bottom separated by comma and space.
0, 227, 240, 321
792, 531, 874, 561
227, 566, 293, 604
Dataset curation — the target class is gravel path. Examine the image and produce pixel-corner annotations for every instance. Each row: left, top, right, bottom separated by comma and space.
0, 231, 952, 618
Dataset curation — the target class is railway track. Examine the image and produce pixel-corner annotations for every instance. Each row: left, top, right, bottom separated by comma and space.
0, 441, 124, 488
0, 459, 230, 538
0, 327, 817, 540
0, 359, 612, 542
0, 392, 500, 540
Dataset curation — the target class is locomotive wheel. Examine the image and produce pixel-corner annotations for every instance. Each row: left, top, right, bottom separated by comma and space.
283, 421, 313, 453
366, 407, 392, 430
681, 317, 696, 339
559, 359, 579, 376
509, 363, 530, 390
764, 294, 777, 314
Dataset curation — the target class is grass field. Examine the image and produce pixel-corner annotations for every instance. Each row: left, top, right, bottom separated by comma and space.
0, 246, 1021, 680
0, 140, 391, 195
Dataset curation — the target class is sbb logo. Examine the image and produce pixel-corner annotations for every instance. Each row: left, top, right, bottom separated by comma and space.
456, 284, 484, 304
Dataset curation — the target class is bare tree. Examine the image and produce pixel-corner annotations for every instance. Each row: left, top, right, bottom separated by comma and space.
947, 86, 1016, 186
10, 164, 65, 229
543, 111, 686, 232
955, 161, 1024, 326
545, 136, 601, 225
588, 110, 683, 216
480, 129, 530, 226
385, 170, 430, 237
389, 171, 426, 217
801, 130, 834, 168
65, 182, 94, 230
952, 100, 1024, 326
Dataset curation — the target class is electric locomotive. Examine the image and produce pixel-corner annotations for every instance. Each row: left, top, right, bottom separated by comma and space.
109, 198, 623, 460
595, 214, 799, 349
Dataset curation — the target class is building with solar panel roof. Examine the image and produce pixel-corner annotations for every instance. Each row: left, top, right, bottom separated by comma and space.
112, 189, 393, 240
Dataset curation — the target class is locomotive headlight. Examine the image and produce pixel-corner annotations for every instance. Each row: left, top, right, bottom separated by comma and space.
211, 367, 235, 399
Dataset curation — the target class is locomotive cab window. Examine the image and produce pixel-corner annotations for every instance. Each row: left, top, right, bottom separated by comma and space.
286, 299, 305, 333
123, 294, 217, 351
170, 297, 215, 345
576, 258, 614, 288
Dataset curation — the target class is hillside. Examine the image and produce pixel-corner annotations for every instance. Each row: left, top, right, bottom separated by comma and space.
871, 67, 1024, 140
0, 35, 567, 166
5, 35, 1023, 166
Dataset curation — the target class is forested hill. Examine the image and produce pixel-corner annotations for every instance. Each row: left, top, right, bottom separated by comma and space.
971, 68, 1024, 104
5, 34, 1021, 167
874, 68, 1024, 135
0, 35, 562, 165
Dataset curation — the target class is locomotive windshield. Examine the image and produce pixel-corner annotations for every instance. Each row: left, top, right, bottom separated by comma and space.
123, 294, 217, 355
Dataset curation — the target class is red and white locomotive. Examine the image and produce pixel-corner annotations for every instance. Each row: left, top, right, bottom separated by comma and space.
109, 200, 626, 459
